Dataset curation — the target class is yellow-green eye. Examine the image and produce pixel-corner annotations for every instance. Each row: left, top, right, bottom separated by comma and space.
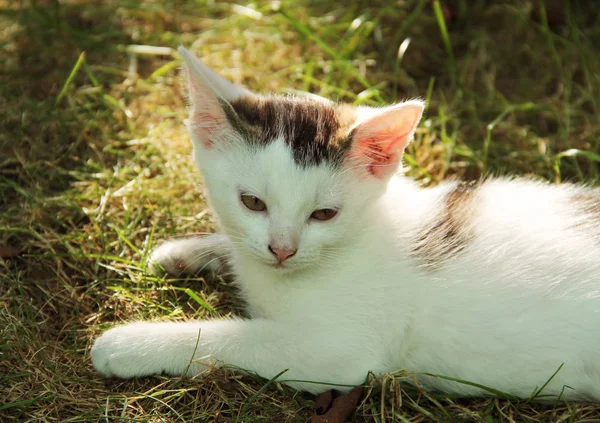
310, 208, 338, 221
241, 194, 267, 212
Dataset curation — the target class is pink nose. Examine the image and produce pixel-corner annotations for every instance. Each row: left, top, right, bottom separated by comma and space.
268, 246, 296, 262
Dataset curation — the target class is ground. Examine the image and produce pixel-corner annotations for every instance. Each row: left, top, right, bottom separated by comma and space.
2, 1, 600, 422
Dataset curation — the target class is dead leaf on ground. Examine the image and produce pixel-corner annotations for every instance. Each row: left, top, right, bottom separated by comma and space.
0, 246, 21, 258
311, 387, 363, 423
314, 389, 334, 414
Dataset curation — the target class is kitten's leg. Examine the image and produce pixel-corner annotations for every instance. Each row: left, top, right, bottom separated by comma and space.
148, 234, 231, 276
91, 319, 372, 393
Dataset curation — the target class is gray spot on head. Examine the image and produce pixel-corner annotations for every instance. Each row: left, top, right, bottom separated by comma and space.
223, 95, 356, 167
413, 181, 479, 268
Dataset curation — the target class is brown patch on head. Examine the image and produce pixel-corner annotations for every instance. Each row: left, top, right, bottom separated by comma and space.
413, 181, 479, 268
224, 95, 356, 167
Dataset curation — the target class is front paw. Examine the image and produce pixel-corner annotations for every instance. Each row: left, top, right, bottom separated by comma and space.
91, 323, 166, 378
148, 238, 225, 276
91, 322, 207, 379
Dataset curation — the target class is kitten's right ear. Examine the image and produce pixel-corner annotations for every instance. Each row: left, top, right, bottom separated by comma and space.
178, 46, 253, 148
348, 100, 424, 179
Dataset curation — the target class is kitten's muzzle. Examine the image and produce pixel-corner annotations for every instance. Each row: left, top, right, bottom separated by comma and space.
268, 245, 297, 263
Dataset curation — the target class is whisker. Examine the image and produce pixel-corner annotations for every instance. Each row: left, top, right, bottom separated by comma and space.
198, 256, 224, 274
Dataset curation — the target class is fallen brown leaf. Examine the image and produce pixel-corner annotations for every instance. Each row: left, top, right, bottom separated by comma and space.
314, 389, 334, 415
311, 387, 363, 423
0, 246, 21, 258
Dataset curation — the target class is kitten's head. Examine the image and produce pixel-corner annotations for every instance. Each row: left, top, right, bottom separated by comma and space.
180, 47, 423, 274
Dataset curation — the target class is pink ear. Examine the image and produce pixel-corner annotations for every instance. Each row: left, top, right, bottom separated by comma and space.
183, 64, 230, 148
349, 101, 424, 178
179, 47, 251, 148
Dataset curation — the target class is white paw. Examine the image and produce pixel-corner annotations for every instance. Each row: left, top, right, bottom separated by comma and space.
91, 322, 208, 379
148, 237, 228, 276
91, 323, 163, 378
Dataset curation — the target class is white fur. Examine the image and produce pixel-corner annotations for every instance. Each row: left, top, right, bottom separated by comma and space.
92, 49, 600, 400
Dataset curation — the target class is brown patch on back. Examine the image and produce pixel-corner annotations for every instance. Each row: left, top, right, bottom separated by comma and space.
413, 181, 479, 268
225, 95, 356, 167
571, 190, 600, 234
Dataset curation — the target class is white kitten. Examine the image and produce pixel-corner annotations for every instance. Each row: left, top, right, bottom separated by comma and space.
91, 47, 600, 400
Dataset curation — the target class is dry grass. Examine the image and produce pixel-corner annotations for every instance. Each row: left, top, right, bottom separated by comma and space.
2, 0, 600, 421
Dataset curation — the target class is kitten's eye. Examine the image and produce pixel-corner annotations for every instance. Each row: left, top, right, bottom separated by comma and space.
241, 194, 267, 212
310, 208, 338, 221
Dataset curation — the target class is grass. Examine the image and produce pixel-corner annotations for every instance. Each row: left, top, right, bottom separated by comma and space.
1, 0, 600, 421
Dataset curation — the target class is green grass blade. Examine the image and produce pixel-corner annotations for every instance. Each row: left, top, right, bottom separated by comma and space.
82, 58, 100, 87
553, 148, 600, 182
55, 51, 86, 107
277, 7, 384, 103
483, 102, 538, 167
169, 286, 217, 316
425, 77, 435, 111
112, 226, 141, 255
149, 60, 179, 80
433, 0, 457, 87
237, 368, 289, 421
421, 373, 519, 400
528, 363, 565, 401
0, 395, 54, 410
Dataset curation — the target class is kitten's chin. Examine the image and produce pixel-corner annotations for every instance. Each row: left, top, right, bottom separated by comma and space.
266, 261, 302, 275
261, 258, 313, 276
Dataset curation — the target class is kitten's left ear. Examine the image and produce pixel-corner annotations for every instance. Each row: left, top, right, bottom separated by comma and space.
349, 100, 424, 179
178, 47, 254, 147
179, 46, 252, 102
